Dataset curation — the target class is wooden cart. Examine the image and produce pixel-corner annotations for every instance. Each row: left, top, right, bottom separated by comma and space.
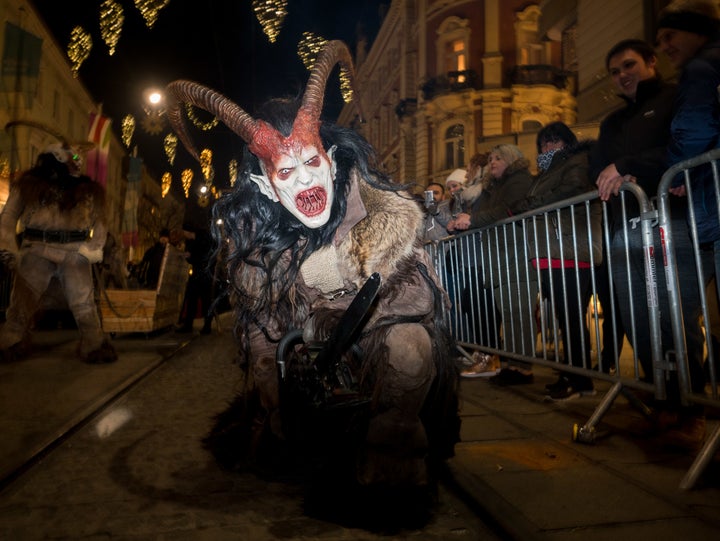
99, 245, 189, 334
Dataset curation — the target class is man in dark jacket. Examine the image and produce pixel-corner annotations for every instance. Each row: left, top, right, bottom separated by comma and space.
593, 41, 677, 201
654, 0, 720, 449
593, 38, 710, 449
657, 2, 720, 274
138, 228, 170, 288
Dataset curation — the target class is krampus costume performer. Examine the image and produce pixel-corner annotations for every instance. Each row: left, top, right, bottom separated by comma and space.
0, 143, 116, 364
165, 41, 459, 488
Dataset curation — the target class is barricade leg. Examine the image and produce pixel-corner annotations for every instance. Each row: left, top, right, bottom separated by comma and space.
679, 423, 720, 490
573, 381, 624, 443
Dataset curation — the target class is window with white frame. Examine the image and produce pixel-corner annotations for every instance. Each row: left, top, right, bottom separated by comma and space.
444, 123, 465, 170
515, 5, 547, 65
437, 17, 470, 79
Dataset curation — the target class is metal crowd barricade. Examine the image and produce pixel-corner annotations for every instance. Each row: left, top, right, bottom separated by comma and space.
656, 148, 720, 490
426, 184, 671, 447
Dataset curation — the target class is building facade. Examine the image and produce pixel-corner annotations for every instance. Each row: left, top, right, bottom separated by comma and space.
339, 0, 674, 189
0, 0, 182, 263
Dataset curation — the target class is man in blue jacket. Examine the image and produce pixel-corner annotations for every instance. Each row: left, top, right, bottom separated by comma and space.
657, 0, 720, 243
657, 0, 720, 268
654, 0, 720, 450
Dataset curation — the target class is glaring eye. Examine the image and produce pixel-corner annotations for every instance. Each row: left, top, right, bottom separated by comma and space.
305, 155, 321, 167
277, 168, 293, 181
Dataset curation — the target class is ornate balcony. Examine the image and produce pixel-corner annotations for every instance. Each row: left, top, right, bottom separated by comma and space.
420, 70, 480, 100
510, 65, 575, 91
395, 98, 417, 119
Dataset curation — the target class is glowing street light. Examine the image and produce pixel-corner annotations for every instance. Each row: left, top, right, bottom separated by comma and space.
141, 87, 166, 135
142, 88, 166, 115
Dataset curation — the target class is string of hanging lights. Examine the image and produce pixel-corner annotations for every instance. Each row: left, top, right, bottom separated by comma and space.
67, 26, 92, 77
68, 0, 172, 75
228, 159, 238, 188
134, 0, 171, 29
164, 133, 177, 165
200, 148, 214, 184
63, 0, 362, 202
161, 172, 172, 198
251, 0, 288, 43
99, 0, 124, 55
121, 115, 135, 148
298, 32, 353, 103
181, 169, 193, 199
185, 104, 218, 131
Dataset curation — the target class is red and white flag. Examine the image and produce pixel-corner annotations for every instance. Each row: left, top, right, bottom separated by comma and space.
86, 112, 111, 187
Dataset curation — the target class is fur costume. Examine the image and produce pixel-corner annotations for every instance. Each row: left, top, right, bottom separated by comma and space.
165, 41, 459, 487
0, 145, 116, 363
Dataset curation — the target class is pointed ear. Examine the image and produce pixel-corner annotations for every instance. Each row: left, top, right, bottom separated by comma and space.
327, 145, 337, 178
249, 172, 279, 202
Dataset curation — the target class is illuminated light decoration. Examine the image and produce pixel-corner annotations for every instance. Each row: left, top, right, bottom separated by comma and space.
141, 111, 165, 135
200, 148, 214, 181
134, 0, 170, 29
252, 0, 288, 43
121, 114, 135, 147
67, 26, 93, 77
164, 133, 177, 165
339, 66, 354, 102
298, 32, 353, 103
298, 32, 326, 70
185, 104, 218, 131
0, 157, 10, 179
99, 0, 124, 56
228, 159, 237, 187
161, 172, 172, 198
181, 168, 193, 198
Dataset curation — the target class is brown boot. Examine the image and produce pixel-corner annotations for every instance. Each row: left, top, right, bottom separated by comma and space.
658, 415, 706, 451
0, 341, 29, 363
357, 411, 429, 487
82, 340, 118, 364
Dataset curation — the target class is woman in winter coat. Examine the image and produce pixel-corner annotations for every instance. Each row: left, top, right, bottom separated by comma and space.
449, 144, 537, 385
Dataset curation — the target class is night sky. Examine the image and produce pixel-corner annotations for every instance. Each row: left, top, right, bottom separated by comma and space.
31, 0, 389, 187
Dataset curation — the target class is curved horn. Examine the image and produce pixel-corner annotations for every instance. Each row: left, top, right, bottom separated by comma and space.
165, 80, 261, 162
5, 119, 67, 144
301, 40, 362, 121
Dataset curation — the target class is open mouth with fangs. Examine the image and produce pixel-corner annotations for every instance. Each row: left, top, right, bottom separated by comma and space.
296, 186, 328, 216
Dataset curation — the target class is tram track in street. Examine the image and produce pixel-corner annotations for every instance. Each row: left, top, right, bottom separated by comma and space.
0, 332, 190, 494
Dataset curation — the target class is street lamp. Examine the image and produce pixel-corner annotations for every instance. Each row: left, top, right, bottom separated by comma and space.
141, 87, 166, 135
142, 87, 166, 115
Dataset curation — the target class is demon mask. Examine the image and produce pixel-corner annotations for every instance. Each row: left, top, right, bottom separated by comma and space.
165, 40, 359, 229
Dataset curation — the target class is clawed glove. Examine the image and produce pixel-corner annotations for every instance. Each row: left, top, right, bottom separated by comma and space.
78, 244, 103, 263
0, 249, 16, 269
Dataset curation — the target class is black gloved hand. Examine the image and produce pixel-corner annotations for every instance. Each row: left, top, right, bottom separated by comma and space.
0, 250, 15, 269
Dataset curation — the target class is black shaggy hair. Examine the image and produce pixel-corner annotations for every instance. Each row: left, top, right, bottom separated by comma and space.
211, 97, 405, 362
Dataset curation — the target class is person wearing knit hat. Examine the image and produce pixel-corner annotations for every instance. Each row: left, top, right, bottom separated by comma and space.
657, 0, 720, 69
444, 168, 466, 197
653, 0, 720, 449
657, 0, 720, 243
